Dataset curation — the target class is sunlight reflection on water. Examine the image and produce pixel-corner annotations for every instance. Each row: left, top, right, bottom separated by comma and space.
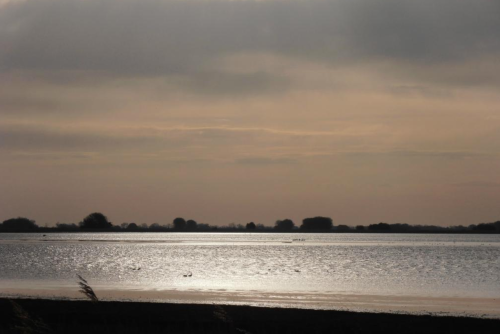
1, 233, 499, 300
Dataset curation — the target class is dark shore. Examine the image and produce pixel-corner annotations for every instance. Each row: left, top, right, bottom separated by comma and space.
1, 298, 499, 334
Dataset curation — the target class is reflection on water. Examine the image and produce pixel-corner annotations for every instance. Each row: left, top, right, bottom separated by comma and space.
1, 233, 499, 301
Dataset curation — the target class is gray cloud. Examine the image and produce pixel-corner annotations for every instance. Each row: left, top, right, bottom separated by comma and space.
0, 123, 330, 154
180, 71, 290, 97
1, 0, 498, 82
0, 94, 60, 113
2, 1, 500, 228
3, 123, 495, 164
0, 124, 129, 151
341, 150, 493, 160
452, 181, 500, 188
235, 157, 298, 165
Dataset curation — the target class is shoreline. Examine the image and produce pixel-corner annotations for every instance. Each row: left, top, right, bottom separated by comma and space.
2, 230, 499, 234
2, 286, 500, 319
2, 297, 499, 334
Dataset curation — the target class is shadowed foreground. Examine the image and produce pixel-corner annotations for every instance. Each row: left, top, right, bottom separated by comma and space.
1, 298, 499, 334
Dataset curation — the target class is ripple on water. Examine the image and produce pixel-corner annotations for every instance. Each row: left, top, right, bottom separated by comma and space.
0, 233, 499, 299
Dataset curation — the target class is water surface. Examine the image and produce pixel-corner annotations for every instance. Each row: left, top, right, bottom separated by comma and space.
1, 233, 499, 316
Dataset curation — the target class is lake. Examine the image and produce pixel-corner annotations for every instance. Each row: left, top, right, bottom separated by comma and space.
1, 233, 499, 317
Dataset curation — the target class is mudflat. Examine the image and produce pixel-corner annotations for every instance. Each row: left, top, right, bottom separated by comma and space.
2, 286, 500, 318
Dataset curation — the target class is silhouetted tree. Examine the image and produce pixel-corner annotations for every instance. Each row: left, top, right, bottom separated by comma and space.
56, 223, 79, 231
173, 217, 186, 230
473, 223, 496, 232
355, 225, 365, 231
368, 222, 391, 231
197, 223, 211, 231
1, 217, 38, 231
186, 219, 198, 230
275, 219, 295, 231
246, 222, 256, 230
127, 223, 139, 230
149, 223, 164, 231
337, 225, 351, 231
300, 217, 333, 231
79, 212, 112, 229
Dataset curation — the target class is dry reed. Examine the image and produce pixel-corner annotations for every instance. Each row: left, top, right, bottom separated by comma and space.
77, 274, 99, 303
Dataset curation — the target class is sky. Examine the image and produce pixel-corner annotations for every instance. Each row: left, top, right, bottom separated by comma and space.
1, 0, 499, 227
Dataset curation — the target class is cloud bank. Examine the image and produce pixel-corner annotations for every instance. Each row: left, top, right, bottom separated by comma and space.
1, 0, 499, 226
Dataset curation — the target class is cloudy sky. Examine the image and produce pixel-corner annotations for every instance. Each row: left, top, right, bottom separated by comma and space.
1, 0, 499, 227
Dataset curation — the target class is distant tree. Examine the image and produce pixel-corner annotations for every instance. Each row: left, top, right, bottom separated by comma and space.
368, 222, 391, 232
120, 223, 129, 229
1, 217, 38, 231
391, 223, 412, 232
79, 212, 112, 229
186, 219, 198, 230
275, 219, 295, 231
473, 223, 496, 232
300, 217, 333, 231
127, 223, 139, 230
355, 225, 365, 231
336, 225, 351, 231
173, 217, 186, 230
246, 222, 256, 230
149, 223, 162, 230
197, 223, 211, 230
56, 223, 79, 231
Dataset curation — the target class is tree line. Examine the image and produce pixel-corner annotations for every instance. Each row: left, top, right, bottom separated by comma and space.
1, 213, 499, 233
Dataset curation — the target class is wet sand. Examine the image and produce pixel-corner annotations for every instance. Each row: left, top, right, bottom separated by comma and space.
1, 297, 499, 334
2, 286, 500, 319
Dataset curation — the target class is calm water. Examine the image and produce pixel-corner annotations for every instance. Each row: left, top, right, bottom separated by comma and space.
1, 233, 499, 313
0, 233, 500, 317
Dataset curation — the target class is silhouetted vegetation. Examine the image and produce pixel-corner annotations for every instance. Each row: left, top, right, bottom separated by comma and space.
126, 223, 139, 231
79, 213, 112, 229
9, 300, 52, 334
300, 217, 333, 231
186, 219, 198, 231
173, 217, 187, 230
473, 222, 497, 232
77, 275, 99, 303
0, 217, 38, 231
56, 223, 79, 231
1, 213, 500, 234
368, 222, 391, 231
274, 219, 295, 231
2, 297, 499, 334
245, 222, 256, 230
